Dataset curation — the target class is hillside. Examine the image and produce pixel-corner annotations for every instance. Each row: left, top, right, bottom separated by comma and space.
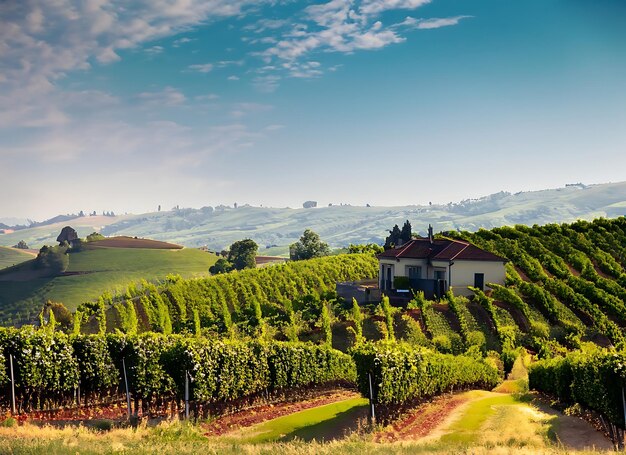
0, 247, 35, 270
0, 237, 218, 324
58, 217, 626, 358
2, 182, 626, 251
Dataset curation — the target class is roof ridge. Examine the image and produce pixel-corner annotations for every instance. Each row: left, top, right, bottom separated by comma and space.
449, 242, 470, 260
395, 239, 415, 257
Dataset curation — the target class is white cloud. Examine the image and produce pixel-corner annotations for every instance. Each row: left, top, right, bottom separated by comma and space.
0, 0, 268, 128
227, 75, 240, 81
144, 45, 165, 55
413, 16, 471, 29
187, 63, 214, 73
249, 0, 467, 91
172, 36, 196, 47
359, 0, 432, 15
136, 87, 186, 106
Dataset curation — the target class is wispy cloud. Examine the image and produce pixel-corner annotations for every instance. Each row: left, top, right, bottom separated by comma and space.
0, 0, 270, 129
144, 45, 164, 55
136, 87, 187, 107
399, 15, 472, 30
187, 63, 214, 73
172, 37, 196, 47
250, 0, 463, 90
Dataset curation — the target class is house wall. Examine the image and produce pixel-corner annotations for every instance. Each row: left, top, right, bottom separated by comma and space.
449, 260, 506, 296
378, 258, 506, 296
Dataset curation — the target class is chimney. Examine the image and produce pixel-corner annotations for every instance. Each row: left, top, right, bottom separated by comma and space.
428, 224, 433, 244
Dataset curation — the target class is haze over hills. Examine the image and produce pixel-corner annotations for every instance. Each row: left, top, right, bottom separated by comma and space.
1, 182, 626, 252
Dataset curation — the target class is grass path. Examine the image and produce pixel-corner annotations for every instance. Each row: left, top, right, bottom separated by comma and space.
226, 397, 369, 443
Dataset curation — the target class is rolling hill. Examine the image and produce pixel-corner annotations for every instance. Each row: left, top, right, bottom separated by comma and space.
0, 237, 218, 324
2, 182, 626, 252
0, 247, 36, 270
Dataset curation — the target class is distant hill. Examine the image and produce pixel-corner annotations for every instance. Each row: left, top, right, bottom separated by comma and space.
0, 237, 218, 325
2, 182, 626, 251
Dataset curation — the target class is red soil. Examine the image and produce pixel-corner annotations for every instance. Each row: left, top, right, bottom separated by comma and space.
374, 393, 468, 442
88, 236, 182, 249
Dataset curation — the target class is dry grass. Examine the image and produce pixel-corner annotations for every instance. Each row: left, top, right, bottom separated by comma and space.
0, 415, 614, 455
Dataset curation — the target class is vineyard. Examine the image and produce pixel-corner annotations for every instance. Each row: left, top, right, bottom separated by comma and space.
2, 218, 626, 450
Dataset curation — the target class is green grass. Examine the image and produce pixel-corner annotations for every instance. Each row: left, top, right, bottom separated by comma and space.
230, 397, 368, 443
439, 392, 519, 444
0, 247, 218, 324
0, 246, 33, 270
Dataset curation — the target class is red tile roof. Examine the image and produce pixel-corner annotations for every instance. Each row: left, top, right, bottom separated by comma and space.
377, 238, 507, 262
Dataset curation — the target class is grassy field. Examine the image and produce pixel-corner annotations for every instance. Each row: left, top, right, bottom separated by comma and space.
228, 397, 369, 443
0, 244, 218, 324
0, 246, 34, 270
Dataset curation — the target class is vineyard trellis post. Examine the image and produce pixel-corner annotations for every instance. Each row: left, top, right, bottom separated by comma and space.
122, 357, 131, 418
185, 370, 189, 420
620, 384, 626, 448
9, 354, 16, 415
368, 371, 376, 425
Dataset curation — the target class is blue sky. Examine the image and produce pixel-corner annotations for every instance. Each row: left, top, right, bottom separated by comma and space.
1, 0, 625, 219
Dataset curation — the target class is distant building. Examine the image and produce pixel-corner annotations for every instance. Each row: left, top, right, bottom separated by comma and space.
377, 226, 507, 299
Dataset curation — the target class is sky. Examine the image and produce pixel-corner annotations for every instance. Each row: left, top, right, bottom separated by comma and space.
1, 0, 626, 220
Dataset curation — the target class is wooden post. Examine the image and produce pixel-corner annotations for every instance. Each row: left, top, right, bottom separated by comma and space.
368, 372, 376, 425
122, 358, 131, 418
9, 354, 16, 415
185, 370, 189, 420
621, 384, 626, 449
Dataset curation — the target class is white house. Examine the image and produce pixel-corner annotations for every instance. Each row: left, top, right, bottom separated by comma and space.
377, 227, 507, 298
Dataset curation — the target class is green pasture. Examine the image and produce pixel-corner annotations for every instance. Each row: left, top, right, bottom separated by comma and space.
0, 247, 218, 323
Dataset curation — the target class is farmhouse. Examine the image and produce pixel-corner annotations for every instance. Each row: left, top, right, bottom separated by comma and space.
377, 226, 507, 299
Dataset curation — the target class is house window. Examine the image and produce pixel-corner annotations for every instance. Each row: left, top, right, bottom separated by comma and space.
407, 266, 422, 280
474, 273, 485, 290
434, 270, 446, 280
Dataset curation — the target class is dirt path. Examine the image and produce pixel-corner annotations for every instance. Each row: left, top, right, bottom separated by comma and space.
374, 393, 469, 442
379, 389, 612, 451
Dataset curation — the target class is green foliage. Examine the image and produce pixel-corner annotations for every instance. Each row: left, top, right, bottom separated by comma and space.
393, 276, 410, 289
209, 258, 232, 274
85, 232, 105, 242
227, 239, 258, 271
320, 301, 332, 346
352, 342, 499, 405
348, 243, 384, 255
117, 300, 138, 335
34, 245, 69, 275
347, 298, 364, 346
289, 229, 331, 261
529, 345, 626, 426
380, 296, 395, 342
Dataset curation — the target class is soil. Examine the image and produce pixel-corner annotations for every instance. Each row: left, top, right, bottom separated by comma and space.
494, 300, 530, 332
202, 389, 361, 436
374, 394, 468, 443
515, 266, 531, 282
14, 401, 128, 425
88, 237, 182, 249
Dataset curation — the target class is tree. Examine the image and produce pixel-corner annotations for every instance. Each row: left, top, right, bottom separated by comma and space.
302, 200, 317, 209
56, 226, 78, 246
227, 239, 258, 270
384, 220, 412, 250
209, 258, 233, 275
13, 240, 29, 249
290, 229, 331, 260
